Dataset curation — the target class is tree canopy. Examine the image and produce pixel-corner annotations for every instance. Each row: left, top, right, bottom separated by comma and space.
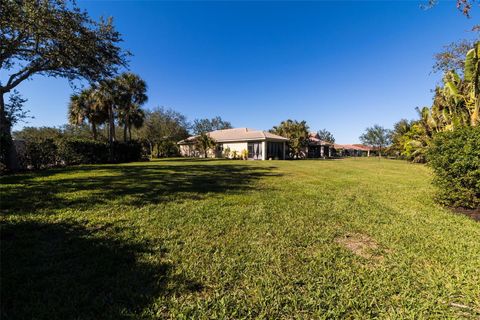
317, 129, 335, 144
270, 119, 309, 159
5, 90, 31, 127
192, 116, 232, 135
0, 0, 128, 92
1, 0, 128, 169
136, 107, 189, 157
359, 125, 391, 156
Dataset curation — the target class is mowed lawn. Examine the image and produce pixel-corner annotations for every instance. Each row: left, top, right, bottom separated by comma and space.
1, 158, 479, 319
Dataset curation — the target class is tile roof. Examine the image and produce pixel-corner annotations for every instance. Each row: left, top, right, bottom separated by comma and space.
333, 144, 374, 151
308, 132, 333, 145
178, 128, 288, 144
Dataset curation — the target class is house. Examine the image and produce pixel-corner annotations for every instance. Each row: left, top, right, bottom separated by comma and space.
304, 132, 333, 158
178, 128, 289, 160
333, 144, 374, 157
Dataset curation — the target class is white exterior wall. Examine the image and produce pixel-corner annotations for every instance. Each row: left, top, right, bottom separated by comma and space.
221, 142, 248, 158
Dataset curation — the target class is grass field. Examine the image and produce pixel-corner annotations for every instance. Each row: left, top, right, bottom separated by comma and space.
1, 158, 479, 319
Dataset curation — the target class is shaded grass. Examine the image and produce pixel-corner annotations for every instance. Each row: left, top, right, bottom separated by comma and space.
1, 158, 479, 319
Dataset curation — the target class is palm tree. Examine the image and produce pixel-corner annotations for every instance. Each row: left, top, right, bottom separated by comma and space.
116, 73, 148, 141
126, 105, 145, 141
195, 132, 216, 158
92, 79, 118, 144
68, 88, 107, 140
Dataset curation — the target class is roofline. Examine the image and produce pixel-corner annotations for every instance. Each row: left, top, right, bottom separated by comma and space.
178, 137, 288, 144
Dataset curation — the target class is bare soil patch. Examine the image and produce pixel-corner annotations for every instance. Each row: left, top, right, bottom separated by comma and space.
451, 207, 480, 222
335, 233, 384, 261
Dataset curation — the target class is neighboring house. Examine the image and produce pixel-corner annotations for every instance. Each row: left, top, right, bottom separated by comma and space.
304, 132, 333, 158
178, 128, 289, 160
333, 144, 374, 157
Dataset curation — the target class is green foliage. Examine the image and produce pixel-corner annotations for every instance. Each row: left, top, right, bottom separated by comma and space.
427, 126, 480, 209
115, 73, 148, 142
56, 138, 109, 165
0, 0, 128, 170
317, 128, 335, 144
135, 107, 189, 158
13, 127, 144, 169
110, 141, 144, 163
68, 88, 108, 140
5, 90, 31, 127
392, 42, 479, 164
195, 133, 216, 158
21, 139, 58, 170
13, 126, 63, 141
433, 39, 475, 74
270, 119, 309, 158
192, 117, 232, 135
359, 125, 391, 155
67, 73, 149, 143
0, 0, 127, 87
241, 149, 249, 160
223, 147, 231, 158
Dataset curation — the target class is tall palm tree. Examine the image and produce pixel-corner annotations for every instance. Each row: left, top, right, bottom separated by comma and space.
116, 73, 148, 141
92, 79, 118, 144
127, 105, 145, 141
68, 88, 107, 140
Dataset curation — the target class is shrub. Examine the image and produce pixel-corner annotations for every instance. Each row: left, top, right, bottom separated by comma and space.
56, 138, 109, 165
241, 149, 249, 160
427, 126, 480, 209
111, 141, 143, 163
21, 139, 58, 170
15, 137, 145, 171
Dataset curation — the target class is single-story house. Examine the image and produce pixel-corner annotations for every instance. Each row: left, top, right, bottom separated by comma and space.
333, 144, 374, 157
178, 128, 289, 160
304, 132, 333, 158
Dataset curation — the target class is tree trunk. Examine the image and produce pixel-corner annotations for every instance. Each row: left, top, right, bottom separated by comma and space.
148, 141, 153, 158
128, 125, 132, 141
108, 105, 115, 143
91, 123, 97, 140
123, 113, 128, 142
108, 105, 115, 162
0, 92, 18, 171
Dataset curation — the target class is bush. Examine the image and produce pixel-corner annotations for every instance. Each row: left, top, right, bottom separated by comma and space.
15, 137, 145, 170
111, 141, 144, 163
427, 126, 480, 209
20, 139, 58, 170
56, 138, 110, 165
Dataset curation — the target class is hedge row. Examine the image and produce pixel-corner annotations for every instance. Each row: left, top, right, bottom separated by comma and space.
427, 126, 480, 209
16, 138, 144, 170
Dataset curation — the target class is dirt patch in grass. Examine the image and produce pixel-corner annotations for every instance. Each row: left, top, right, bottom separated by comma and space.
451, 207, 480, 222
335, 233, 385, 261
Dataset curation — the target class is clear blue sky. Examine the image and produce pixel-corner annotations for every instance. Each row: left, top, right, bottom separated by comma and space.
9, 1, 478, 143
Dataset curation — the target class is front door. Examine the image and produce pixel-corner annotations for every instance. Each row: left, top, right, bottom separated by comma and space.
248, 142, 262, 160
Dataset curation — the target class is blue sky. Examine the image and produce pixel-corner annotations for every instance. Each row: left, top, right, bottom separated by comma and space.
8, 1, 478, 143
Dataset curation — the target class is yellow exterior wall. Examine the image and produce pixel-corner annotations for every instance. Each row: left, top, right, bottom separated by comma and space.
221, 142, 248, 158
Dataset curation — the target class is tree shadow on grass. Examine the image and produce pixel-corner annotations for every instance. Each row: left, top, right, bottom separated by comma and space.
0, 220, 201, 319
1, 162, 280, 214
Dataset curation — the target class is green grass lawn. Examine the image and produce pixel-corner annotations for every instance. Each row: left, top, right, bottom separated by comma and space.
1, 158, 479, 319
